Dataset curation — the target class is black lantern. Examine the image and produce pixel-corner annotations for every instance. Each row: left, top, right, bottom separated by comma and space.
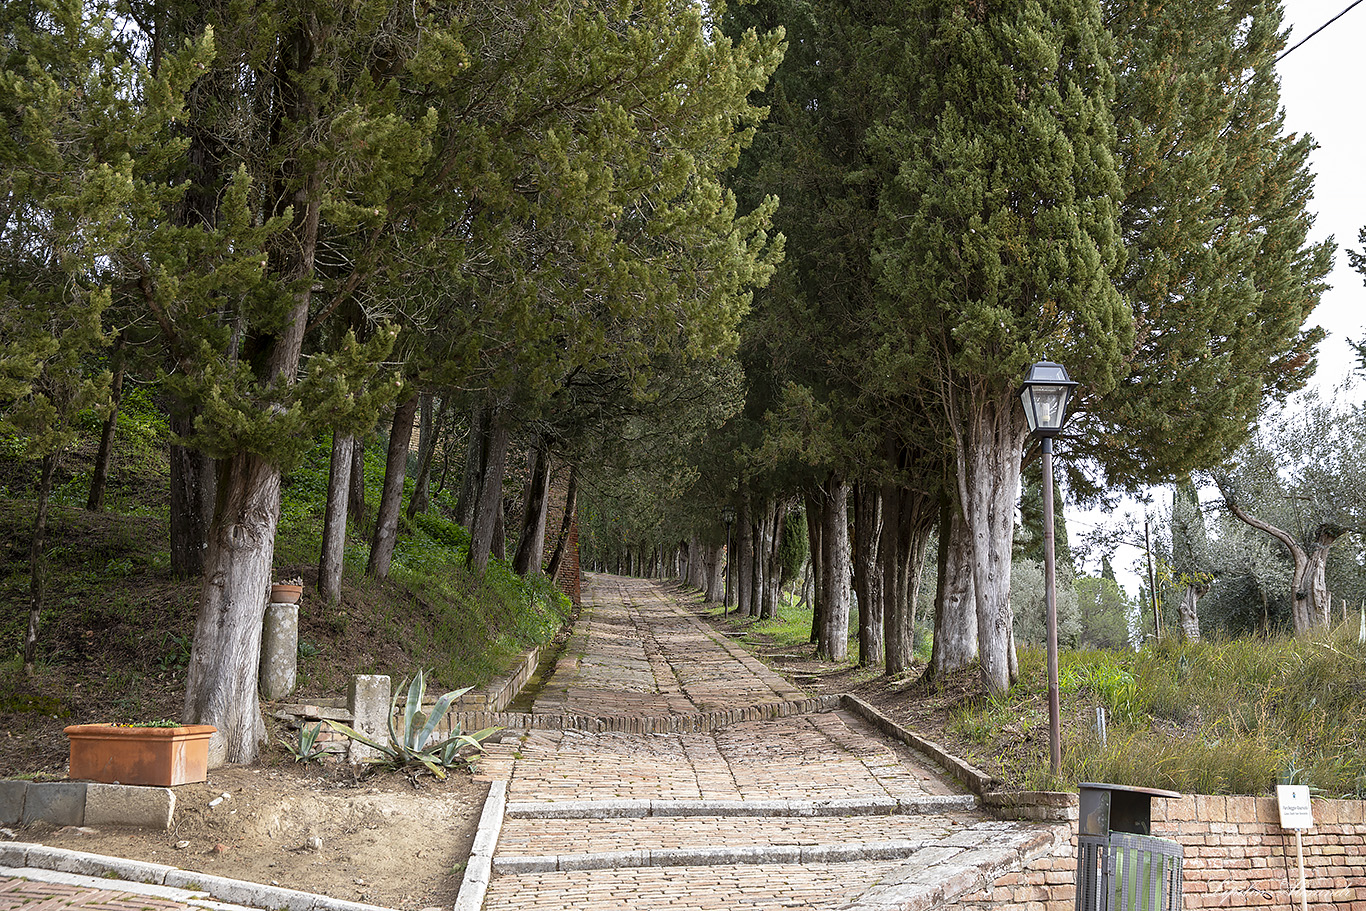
1019, 361, 1078, 437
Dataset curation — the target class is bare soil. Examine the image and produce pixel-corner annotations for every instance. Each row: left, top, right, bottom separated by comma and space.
19, 763, 486, 911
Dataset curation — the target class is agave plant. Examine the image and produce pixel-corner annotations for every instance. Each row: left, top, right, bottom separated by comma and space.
278, 721, 329, 763
328, 669, 499, 779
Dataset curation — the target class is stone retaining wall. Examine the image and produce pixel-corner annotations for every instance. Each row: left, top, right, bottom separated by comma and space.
948, 793, 1366, 911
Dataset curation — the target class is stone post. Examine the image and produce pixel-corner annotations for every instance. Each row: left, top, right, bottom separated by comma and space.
259, 602, 299, 700
348, 675, 391, 765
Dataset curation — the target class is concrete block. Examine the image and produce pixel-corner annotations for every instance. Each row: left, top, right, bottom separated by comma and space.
41, 846, 176, 884
0, 842, 30, 866
0, 781, 28, 825
84, 784, 176, 829
22, 782, 85, 826
559, 850, 648, 871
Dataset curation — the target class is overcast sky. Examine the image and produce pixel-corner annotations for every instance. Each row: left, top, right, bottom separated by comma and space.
1279, 0, 1366, 383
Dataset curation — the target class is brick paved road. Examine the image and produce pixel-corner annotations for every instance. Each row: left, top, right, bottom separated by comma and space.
473, 574, 1057, 911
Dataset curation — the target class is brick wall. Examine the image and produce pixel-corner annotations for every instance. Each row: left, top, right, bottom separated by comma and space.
952, 794, 1366, 911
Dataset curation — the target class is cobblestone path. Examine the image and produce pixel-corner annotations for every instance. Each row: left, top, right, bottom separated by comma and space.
470, 575, 1059, 911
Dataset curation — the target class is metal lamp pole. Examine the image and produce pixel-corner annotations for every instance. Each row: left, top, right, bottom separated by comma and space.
1020, 361, 1078, 780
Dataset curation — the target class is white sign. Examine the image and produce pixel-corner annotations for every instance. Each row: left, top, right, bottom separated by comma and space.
1277, 784, 1314, 829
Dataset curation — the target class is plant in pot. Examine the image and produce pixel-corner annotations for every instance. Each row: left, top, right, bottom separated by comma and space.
64, 720, 217, 787
270, 575, 304, 604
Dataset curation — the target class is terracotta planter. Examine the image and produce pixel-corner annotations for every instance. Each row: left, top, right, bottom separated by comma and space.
270, 583, 303, 604
64, 723, 216, 787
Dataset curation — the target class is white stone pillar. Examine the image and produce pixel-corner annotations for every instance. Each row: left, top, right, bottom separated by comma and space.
259, 602, 299, 700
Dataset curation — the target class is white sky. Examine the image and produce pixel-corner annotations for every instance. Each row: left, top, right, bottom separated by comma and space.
1068, 0, 1366, 594
1279, 0, 1366, 381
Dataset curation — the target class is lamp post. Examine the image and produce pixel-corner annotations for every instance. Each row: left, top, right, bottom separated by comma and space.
721, 506, 737, 615
1019, 361, 1078, 779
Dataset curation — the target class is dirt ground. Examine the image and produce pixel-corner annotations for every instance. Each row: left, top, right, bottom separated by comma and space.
19, 762, 487, 911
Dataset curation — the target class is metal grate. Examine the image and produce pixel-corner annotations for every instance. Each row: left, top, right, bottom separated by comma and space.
1076, 832, 1183, 911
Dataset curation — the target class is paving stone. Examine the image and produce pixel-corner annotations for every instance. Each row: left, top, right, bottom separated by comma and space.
480, 575, 1059, 911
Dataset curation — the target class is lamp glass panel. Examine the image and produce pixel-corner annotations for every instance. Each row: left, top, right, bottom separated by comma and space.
1032, 385, 1068, 430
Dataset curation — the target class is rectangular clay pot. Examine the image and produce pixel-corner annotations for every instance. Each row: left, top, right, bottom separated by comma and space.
64, 723, 216, 786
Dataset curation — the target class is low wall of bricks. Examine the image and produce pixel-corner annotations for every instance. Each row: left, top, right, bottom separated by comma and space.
947, 792, 1366, 911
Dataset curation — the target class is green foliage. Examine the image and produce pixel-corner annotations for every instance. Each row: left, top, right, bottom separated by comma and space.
777, 510, 808, 585
326, 670, 500, 779
1075, 0, 1333, 488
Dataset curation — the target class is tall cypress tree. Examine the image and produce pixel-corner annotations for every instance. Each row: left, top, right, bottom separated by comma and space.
871, 0, 1130, 691
1073, 0, 1333, 489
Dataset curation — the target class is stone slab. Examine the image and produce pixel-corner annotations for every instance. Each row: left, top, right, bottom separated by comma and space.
22, 782, 86, 826
84, 783, 176, 829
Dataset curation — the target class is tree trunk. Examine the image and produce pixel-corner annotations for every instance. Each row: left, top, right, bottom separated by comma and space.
817, 474, 851, 661
86, 334, 125, 512
183, 453, 281, 766
169, 409, 216, 578
24, 454, 57, 675
752, 502, 769, 616
806, 489, 824, 641
885, 484, 935, 676
736, 498, 754, 616
762, 500, 787, 619
318, 430, 353, 603
705, 541, 725, 602
512, 441, 552, 576
181, 16, 322, 766
410, 394, 434, 514
955, 397, 1026, 692
854, 482, 884, 666
1217, 481, 1337, 634
347, 431, 367, 529
931, 493, 978, 680
366, 393, 419, 579
1176, 583, 1205, 641
467, 408, 510, 573
453, 403, 488, 529
546, 465, 578, 581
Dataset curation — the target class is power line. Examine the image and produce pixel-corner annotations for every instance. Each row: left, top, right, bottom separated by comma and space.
1277, 0, 1366, 62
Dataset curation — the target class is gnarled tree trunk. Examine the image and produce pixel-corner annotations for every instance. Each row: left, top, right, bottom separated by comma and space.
817, 473, 851, 662
318, 430, 353, 603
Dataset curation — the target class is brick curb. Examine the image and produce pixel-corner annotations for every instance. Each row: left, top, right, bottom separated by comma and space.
0, 844, 395, 911
452, 693, 842, 736
504, 795, 978, 819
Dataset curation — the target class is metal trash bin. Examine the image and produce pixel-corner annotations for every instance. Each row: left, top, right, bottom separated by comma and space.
1076, 783, 1184, 911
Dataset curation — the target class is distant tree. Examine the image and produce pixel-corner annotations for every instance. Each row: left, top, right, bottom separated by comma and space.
1170, 478, 1214, 640
1012, 559, 1082, 649
1075, 558, 1132, 650
1214, 391, 1366, 633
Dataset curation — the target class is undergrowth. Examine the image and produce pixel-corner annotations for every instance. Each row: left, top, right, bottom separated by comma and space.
982, 631, 1366, 797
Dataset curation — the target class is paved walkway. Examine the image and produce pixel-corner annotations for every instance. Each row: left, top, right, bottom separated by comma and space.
469, 574, 1061, 911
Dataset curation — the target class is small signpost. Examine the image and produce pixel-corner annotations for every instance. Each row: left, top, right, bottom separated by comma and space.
1277, 784, 1314, 911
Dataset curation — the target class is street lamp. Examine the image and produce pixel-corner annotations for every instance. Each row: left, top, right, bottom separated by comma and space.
721, 506, 737, 615
1019, 360, 1078, 779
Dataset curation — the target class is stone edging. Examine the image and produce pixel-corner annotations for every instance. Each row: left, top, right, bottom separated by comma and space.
493, 839, 948, 873
504, 795, 979, 819
453, 779, 506, 911
0, 843, 394, 911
